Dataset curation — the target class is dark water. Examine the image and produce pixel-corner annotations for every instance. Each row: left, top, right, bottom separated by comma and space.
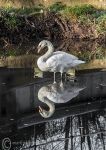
0, 68, 106, 149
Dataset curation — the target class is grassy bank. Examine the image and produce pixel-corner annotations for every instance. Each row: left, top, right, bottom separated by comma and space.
50, 2, 106, 36
0, 3, 105, 45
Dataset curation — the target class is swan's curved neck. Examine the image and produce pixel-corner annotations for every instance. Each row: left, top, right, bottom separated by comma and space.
45, 97, 55, 114
38, 90, 55, 118
42, 42, 54, 61
39, 96, 55, 113
37, 42, 54, 71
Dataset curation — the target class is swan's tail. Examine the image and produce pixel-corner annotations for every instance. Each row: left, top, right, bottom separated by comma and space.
73, 60, 85, 66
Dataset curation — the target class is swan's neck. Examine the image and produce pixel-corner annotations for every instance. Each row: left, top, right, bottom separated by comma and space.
45, 98, 55, 114
38, 88, 55, 118
42, 42, 54, 60
37, 43, 54, 71
39, 96, 55, 113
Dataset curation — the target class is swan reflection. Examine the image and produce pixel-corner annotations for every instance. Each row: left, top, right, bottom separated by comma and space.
38, 81, 85, 118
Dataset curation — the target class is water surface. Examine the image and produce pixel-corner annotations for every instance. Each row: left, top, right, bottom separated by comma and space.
0, 68, 106, 149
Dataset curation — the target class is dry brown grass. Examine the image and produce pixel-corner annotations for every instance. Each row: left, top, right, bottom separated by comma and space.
0, 55, 106, 70
0, 0, 106, 8
0, 54, 38, 68
77, 59, 106, 70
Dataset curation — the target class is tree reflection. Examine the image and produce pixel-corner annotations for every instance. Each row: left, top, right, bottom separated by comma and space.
8, 110, 106, 150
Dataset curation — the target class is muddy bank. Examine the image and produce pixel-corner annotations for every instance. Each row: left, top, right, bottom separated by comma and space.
0, 11, 105, 46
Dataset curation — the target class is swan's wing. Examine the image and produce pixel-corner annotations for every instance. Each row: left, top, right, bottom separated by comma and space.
46, 85, 84, 103
47, 91, 78, 103
46, 53, 78, 71
53, 51, 78, 60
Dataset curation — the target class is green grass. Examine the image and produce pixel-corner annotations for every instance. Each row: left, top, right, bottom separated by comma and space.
49, 3, 106, 28
49, 3, 106, 36
62, 4, 96, 16
0, 5, 44, 29
1, 8, 20, 29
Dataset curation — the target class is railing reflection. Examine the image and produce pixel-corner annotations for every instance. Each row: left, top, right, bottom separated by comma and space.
8, 110, 106, 150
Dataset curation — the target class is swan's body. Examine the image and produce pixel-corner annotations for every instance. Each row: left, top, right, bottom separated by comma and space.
38, 82, 85, 118
39, 83, 84, 103
37, 40, 85, 81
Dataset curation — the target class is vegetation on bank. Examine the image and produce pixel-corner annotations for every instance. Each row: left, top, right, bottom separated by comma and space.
0, 2, 105, 57
0, 2, 105, 69
49, 2, 106, 34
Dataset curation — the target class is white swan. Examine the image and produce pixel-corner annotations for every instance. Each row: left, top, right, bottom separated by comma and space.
37, 40, 85, 82
38, 82, 85, 118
